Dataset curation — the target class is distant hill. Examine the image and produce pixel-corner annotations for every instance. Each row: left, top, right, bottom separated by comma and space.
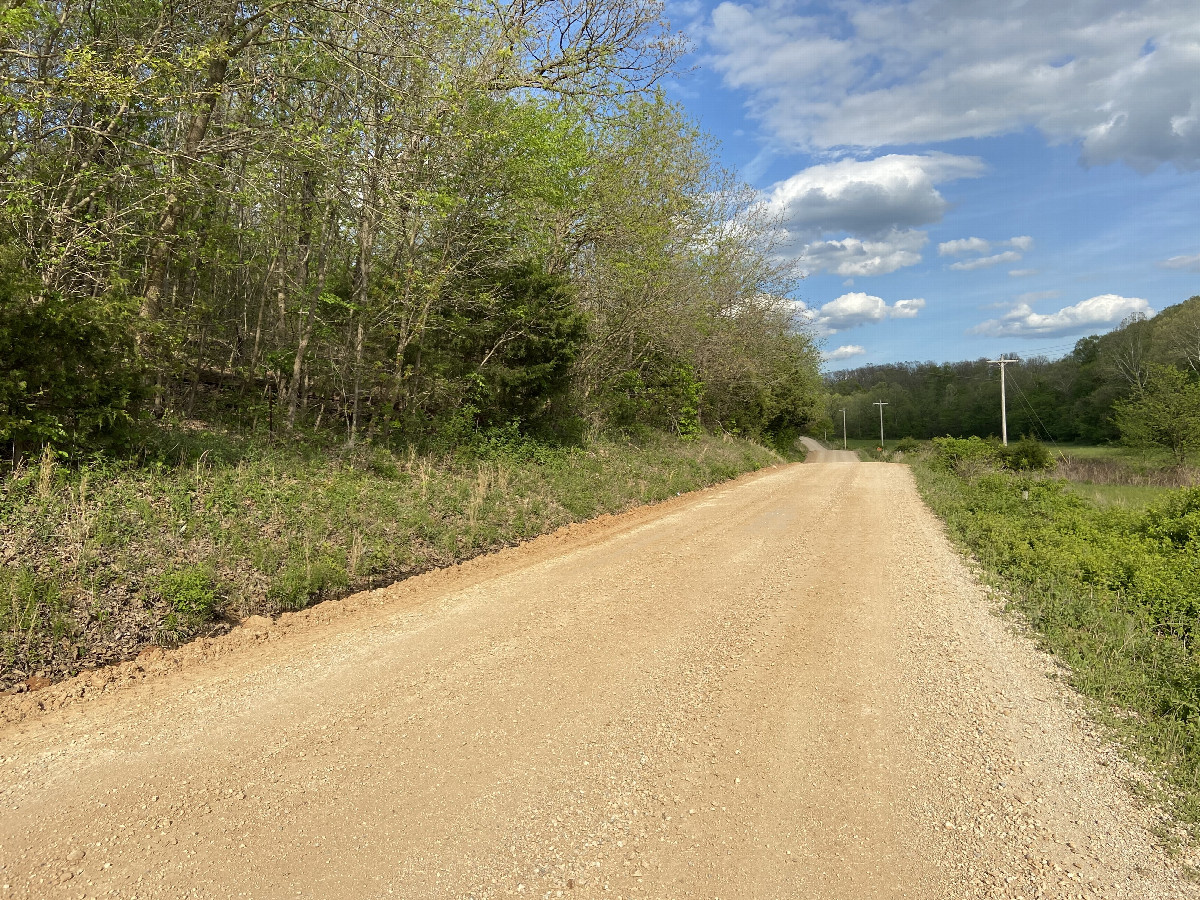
825, 295, 1200, 443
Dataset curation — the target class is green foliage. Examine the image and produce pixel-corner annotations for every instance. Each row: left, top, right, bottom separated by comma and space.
158, 565, 218, 628
0, 429, 781, 687
930, 435, 999, 476
1114, 365, 1200, 465
917, 463, 1200, 825
268, 556, 349, 612
827, 295, 1200, 446
894, 436, 920, 453
427, 262, 588, 427
998, 436, 1054, 471
0, 565, 68, 672
0, 266, 142, 455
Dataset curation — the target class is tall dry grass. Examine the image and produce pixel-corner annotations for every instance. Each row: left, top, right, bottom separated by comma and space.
1053, 454, 1199, 488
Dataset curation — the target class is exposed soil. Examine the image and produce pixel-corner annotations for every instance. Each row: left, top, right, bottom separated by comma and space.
0, 452, 1194, 898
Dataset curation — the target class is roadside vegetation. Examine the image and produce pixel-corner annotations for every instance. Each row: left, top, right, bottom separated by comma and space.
1, 426, 784, 690
910, 436, 1200, 828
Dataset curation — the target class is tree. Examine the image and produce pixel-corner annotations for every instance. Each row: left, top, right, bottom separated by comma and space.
1114, 365, 1200, 466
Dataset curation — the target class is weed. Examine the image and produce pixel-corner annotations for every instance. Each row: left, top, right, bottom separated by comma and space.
158, 565, 218, 627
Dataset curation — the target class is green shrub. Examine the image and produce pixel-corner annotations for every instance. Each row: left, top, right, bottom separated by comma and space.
930, 435, 998, 476
0, 268, 143, 457
158, 565, 218, 627
915, 462, 1200, 825
268, 556, 349, 611
999, 436, 1054, 471
894, 436, 920, 453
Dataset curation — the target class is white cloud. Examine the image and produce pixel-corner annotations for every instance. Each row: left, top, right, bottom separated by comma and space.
810, 292, 926, 334
1009, 269, 1039, 277
826, 344, 867, 361
1162, 252, 1200, 271
971, 294, 1155, 337
798, 230, 928, 277
706, 0, 1200, 170
949, 250, 1023, 271
766, 153, 986, 240
938, 237, 991, 257
892, 297, 925, 318
939, 236, 1034, 268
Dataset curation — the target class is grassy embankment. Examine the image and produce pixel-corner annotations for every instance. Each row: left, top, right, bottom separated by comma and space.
1, 427, 789, 690
911, 439, 1200, 831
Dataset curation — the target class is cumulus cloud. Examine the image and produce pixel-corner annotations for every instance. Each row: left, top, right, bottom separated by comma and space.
1009, 269, 1039, 277
938, 236, 1034, 269
948, 250, 1023, 271
798, 230, 928, 277
1162, 252, 1200, 271
761, 153, 986, 275
971, 294, 1154, 337
808, 292, 926, 334
938, 237, 991, 257
766, 153, 986, 240
706, 0, 1200, 170
826, 344, 867, 362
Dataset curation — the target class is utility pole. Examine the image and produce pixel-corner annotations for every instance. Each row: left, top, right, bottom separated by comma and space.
988, 357, 1018, 446
839, 408, 847, 450
873, 400, 888, 448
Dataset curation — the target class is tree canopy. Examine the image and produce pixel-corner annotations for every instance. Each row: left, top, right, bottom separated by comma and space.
0, 0, 823, 456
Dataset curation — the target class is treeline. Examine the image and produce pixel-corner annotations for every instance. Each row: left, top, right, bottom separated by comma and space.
828, 295, 1200, 445
0, 0, 822, 457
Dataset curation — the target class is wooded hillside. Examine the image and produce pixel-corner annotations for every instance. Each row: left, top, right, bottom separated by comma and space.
0, 0, 822, 456
827, 296, 1200, 445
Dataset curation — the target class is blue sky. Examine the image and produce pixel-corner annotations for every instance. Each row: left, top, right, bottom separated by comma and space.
661, 0, 1200, 368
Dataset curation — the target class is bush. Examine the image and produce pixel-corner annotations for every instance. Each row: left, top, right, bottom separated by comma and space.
268, 556, 349, 611
158, 565, 218, 629
0, 268, 143, 458
999, 436, 1054, 471
894, 436, 920, 454
915, 462, 1200, 824
930, 435, 999, 476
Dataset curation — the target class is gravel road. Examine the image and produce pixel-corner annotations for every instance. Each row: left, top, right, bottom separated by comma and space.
1, 453, 1195, 899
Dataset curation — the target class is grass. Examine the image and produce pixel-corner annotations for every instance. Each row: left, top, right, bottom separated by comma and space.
1065, 481, 1172, 508
913, 453, 1200, 831
0, 427, 785, 688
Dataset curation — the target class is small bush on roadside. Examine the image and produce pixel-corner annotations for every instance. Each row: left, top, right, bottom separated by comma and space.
268, 556, 349, 612
158, 565, 219, 629
930, 435, 999, 477
999, 436, 1054, 472
894, 436, 920, 454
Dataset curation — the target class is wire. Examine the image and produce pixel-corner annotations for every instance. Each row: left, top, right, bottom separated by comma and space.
1007, 376, 1059, 447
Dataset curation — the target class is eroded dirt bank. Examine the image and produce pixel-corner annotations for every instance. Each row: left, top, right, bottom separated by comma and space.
0, 461, 1192, 898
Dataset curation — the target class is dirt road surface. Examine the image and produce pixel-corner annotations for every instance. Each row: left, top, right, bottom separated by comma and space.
2, 456, 1195, 899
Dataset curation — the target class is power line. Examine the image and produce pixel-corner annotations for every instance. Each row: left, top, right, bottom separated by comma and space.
1007, 377, 1060, 448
